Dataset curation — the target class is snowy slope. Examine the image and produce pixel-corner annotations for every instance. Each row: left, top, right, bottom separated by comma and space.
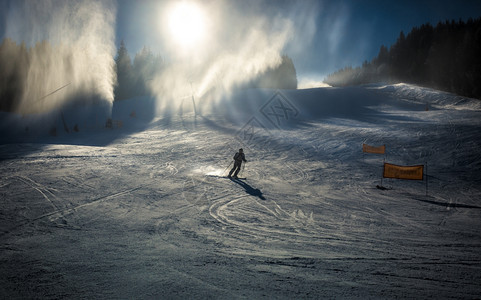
1, 84, 481, 298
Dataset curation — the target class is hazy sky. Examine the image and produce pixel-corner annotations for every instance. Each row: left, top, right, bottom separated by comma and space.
1, 0, 481, 86
116, 0, 481, 85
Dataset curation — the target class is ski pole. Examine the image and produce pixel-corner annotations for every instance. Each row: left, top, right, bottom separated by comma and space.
221, 161, 233, 176
239, 162, 246, 177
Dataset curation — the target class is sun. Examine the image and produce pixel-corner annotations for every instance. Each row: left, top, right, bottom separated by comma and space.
167, 1, 206, 47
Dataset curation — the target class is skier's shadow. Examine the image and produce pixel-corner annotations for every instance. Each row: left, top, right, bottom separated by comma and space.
230, 178, 266, 200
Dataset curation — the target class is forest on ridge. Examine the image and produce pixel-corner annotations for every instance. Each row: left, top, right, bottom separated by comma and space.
324, 18, 481, 99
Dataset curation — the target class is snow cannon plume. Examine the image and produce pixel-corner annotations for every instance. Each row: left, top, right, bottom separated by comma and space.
2, 0, 117, 114
150, 0, 319, 116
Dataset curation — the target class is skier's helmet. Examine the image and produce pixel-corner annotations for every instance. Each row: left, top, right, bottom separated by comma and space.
239, 148, 243, 152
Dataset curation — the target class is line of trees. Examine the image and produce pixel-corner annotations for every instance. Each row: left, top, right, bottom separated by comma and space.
324, 17, 481, 99
113, 42, 298, 101
0, 38, 28, 112
114, 41, 164, 101
0, 38, 298, 112
247, 55, 297, 90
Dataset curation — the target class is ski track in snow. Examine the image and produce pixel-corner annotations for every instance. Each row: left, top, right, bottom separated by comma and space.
1, 84, 481, 298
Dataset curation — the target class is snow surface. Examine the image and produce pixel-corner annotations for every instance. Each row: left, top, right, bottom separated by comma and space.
1, 83, 481, 298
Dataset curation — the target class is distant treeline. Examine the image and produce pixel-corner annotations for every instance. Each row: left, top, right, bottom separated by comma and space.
0, 38, 28, 112
324, 18, 481, 99
114, 41, 164, 101
114, 41, 297, 101
0, 38, 298, 112
246, 55, 297, 90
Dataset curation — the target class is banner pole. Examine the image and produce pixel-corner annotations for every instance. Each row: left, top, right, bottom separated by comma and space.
381, 158, 385, 187
425, 162, 428, 196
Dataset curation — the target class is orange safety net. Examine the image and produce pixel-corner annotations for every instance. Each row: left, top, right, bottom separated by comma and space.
383, 163, 424, 180
362, 144, 386, 154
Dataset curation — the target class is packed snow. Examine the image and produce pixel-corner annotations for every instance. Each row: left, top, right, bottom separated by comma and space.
1, 83, 481, 298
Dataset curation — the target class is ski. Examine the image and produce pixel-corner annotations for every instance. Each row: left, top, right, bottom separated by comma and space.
207, 175, 246, 180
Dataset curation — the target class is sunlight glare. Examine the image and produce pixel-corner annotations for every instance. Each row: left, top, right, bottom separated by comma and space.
167, 1, 206, 47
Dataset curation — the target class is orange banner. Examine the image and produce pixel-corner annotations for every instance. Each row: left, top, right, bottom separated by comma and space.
363, 144, 385, 154
383, 163, 424, 180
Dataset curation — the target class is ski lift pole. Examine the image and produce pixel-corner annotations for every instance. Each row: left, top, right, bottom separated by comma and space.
190, 81, 197, 116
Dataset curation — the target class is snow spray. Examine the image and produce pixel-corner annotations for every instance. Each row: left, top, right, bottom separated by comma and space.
150, 0, 318, 116
2, 0, 117, 114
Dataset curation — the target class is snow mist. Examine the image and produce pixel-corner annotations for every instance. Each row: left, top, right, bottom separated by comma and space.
151, 0, 317, 115
3, 0, 116, 114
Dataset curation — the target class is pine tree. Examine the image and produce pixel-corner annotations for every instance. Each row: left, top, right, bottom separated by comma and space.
132, 46, 162, 96
324, 17, 481, 99
114, 40, 133, 101
251, 55, 298, 89
0, 38, 29, 112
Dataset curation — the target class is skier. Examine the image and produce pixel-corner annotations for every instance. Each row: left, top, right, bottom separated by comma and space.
228, 148, 247, 179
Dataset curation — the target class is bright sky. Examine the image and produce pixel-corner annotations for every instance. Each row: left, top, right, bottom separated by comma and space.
115, 0, 481, 86
1, 0, 481, 86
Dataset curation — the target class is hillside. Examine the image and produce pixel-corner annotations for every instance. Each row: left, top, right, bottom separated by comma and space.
1, 84, 481, 298
324, 18, 481, 100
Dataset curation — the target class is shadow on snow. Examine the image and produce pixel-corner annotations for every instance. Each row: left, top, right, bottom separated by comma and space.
229, 178, 266, 200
